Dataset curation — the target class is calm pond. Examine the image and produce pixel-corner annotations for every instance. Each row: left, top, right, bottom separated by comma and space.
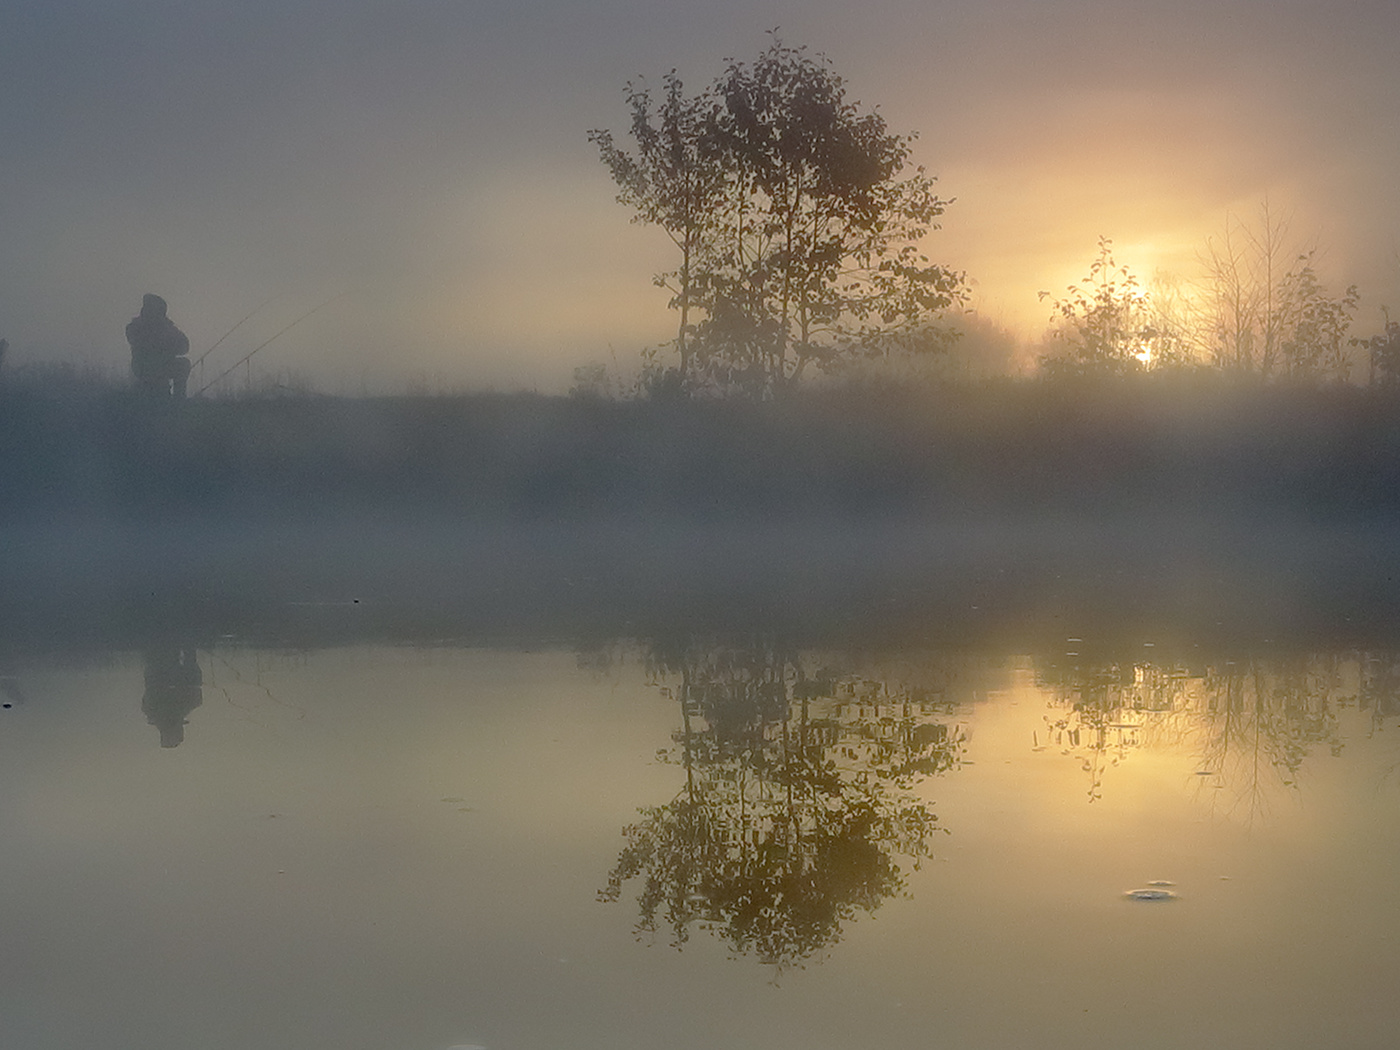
3, 633, 1399, 1050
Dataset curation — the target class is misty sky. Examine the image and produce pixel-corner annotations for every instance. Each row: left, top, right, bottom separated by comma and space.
3, 0, 1398, 392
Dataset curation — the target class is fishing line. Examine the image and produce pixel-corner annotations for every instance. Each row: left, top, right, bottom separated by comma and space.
191, 294, 281, 370
194, 292, 345, 396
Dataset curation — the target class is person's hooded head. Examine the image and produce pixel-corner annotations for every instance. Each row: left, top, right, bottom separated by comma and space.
139, 293, 168, 321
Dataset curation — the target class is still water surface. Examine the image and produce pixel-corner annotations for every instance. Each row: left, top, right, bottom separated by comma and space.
3, 640, 1399, 1050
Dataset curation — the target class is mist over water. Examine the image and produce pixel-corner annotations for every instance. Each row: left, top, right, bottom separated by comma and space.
8, 374, 1400, 652
6, 373, 1400, 1047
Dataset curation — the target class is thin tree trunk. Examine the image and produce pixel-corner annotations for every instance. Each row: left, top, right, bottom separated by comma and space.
679, 229, 692, 378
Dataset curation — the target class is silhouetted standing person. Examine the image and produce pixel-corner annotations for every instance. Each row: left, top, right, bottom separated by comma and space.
127, 294, 191, 397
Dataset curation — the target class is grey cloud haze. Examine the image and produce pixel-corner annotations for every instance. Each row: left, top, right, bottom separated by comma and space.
3, 0, 1398, 390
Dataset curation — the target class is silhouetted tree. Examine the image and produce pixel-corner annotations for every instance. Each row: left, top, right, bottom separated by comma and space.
1140, 271, 1207, 369
1276, 258, 1359, 380
1357, 317, 1400, 387
1199, 204, 1359, 380
589, 73, 727, 379
703, 40, 964, 392
593, 38, 965, 397
1200, 204, 1292, 373
1039, 238, 1153, 376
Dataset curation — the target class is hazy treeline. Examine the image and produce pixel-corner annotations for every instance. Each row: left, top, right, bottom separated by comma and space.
589, 41, 1394, 397
4, 371, 1400, 524
1037, 225, 1393, 383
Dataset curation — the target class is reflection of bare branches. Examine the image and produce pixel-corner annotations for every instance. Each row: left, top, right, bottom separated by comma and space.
1356, 653, 1400, 785
1035, 650, 1369, 822
1195, 656, 1343, 825
1360, 652, 1400, 736
1036, 658, 1193, 802
206, 649, 307, 723
603, 642, 961, 968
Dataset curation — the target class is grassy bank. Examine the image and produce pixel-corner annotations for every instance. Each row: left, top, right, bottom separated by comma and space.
4, 372, 1400, 524
5, 372, 1400, 651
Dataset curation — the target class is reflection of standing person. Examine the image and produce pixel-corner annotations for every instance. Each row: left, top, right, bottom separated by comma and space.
0, 674, 26, 710
142, 648, 203, 747
126, 294, 191, 397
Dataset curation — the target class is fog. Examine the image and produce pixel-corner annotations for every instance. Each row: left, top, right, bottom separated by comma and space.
5, 377, 1400, 656
9, 12, 1400, 1045
4, 0, 1399, 391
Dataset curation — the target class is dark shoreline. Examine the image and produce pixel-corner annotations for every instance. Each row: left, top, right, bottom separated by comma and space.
6, 375, 1400, 654
6, 375, 1400, 523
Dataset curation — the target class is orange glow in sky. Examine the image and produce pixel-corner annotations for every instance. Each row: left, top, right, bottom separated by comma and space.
2, 1, 1396, 390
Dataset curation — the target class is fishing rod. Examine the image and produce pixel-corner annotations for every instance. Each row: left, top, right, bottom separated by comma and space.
193, 292, 345, 397
191, 294, 280, 370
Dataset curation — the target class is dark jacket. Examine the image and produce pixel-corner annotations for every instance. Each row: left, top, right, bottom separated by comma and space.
127, 294, 189, 374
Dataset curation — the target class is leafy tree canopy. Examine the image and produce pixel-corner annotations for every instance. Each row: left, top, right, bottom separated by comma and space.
591, 37, 966, 398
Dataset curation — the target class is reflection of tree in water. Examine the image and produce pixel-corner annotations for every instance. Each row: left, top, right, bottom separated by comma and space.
1033, 650, 1382, 818
600, 641, 962, 969
1035, 655, 1190, 802
142, 647, 203, 747
1197, 656, 1344, 820
1359, 652, 1400, 733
